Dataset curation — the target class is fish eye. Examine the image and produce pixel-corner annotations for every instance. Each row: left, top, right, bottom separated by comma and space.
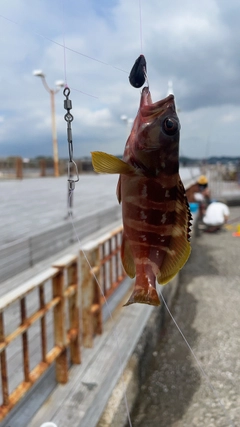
162, 118, 179, 135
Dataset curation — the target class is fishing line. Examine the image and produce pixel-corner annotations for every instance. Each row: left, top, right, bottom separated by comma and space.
227, 215, 240, 224
159, 288, 236, 427
61, 0, 68, 86
0, 13, 128, 74
0, 11, 124, 99
69, 87, 98, 99
138, 0, 143, 53
57, 0, 133, 417
68, 196, 133, 427
54, 0, 132, 418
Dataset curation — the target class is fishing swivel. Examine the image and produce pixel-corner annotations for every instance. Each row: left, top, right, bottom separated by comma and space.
63, 87, 79, 192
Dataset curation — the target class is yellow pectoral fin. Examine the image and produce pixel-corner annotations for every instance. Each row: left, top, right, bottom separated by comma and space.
91, 151, 135, 175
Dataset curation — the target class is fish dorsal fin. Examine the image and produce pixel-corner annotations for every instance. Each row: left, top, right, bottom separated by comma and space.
91, 151, 135, 175
157, 178, 192, 285
116, 176, 121, 203
178, 179, 192, 242
121, 232, 136, 278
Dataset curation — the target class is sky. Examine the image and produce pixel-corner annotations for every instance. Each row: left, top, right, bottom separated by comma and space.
0, 0, 240, 159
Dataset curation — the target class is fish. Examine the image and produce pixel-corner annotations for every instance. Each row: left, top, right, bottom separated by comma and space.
91, 86, 192, 306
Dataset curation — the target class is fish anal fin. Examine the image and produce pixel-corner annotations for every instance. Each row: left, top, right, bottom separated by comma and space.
116, 176, 121, 203
121, 232, 135, 278
157, 240, 191, 285
91, 151, 135, 175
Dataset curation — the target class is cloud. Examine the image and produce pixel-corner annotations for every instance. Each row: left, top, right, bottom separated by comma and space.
0, 0, 240, 158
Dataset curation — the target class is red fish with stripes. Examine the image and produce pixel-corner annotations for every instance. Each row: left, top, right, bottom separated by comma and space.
91, 86, 192, 306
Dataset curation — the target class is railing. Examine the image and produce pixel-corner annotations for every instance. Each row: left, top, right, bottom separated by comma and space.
0, 226, 126, 421
81, 225, 126, 348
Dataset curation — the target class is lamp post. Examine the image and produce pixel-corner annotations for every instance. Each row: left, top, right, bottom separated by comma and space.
120, 115, 134, 139
167, 80, 173, 96
33, 70, 64, 177
167, 80, 181, 113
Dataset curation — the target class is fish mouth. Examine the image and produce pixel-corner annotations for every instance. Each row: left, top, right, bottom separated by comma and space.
140, 87, 176, 122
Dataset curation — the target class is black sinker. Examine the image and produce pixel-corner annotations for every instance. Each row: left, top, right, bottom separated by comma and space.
129, 54, 147, 88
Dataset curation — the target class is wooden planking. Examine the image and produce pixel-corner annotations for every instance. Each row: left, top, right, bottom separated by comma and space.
0, 236, 29, 253
30, 227, 75, 265
0, 219, 123, 298
0, 240, 31, 282
0, 206, 122, 283
27, 299, 153, 427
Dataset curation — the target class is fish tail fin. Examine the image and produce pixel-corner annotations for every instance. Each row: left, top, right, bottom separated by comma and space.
124, 283, 160, 306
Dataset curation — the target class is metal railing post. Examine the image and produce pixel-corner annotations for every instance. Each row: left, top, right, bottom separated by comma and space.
81, 247, 102, 348
20, 297, 30, 383
67, 261, 81, 364
0, 312, 9, 406
52, 271, 68, 383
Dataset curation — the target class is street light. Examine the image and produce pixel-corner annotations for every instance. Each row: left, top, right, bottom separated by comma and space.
33, 70, 64, 177
120, 115, 134, 139
166, 80, 173, 96
166, 80, 181, 113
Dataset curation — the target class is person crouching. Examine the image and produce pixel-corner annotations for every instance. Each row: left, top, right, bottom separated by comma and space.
203, 200, 229, 232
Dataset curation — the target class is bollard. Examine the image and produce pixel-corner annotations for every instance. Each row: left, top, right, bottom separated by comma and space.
15, 157, 23, 179
40, 158, 46, 177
